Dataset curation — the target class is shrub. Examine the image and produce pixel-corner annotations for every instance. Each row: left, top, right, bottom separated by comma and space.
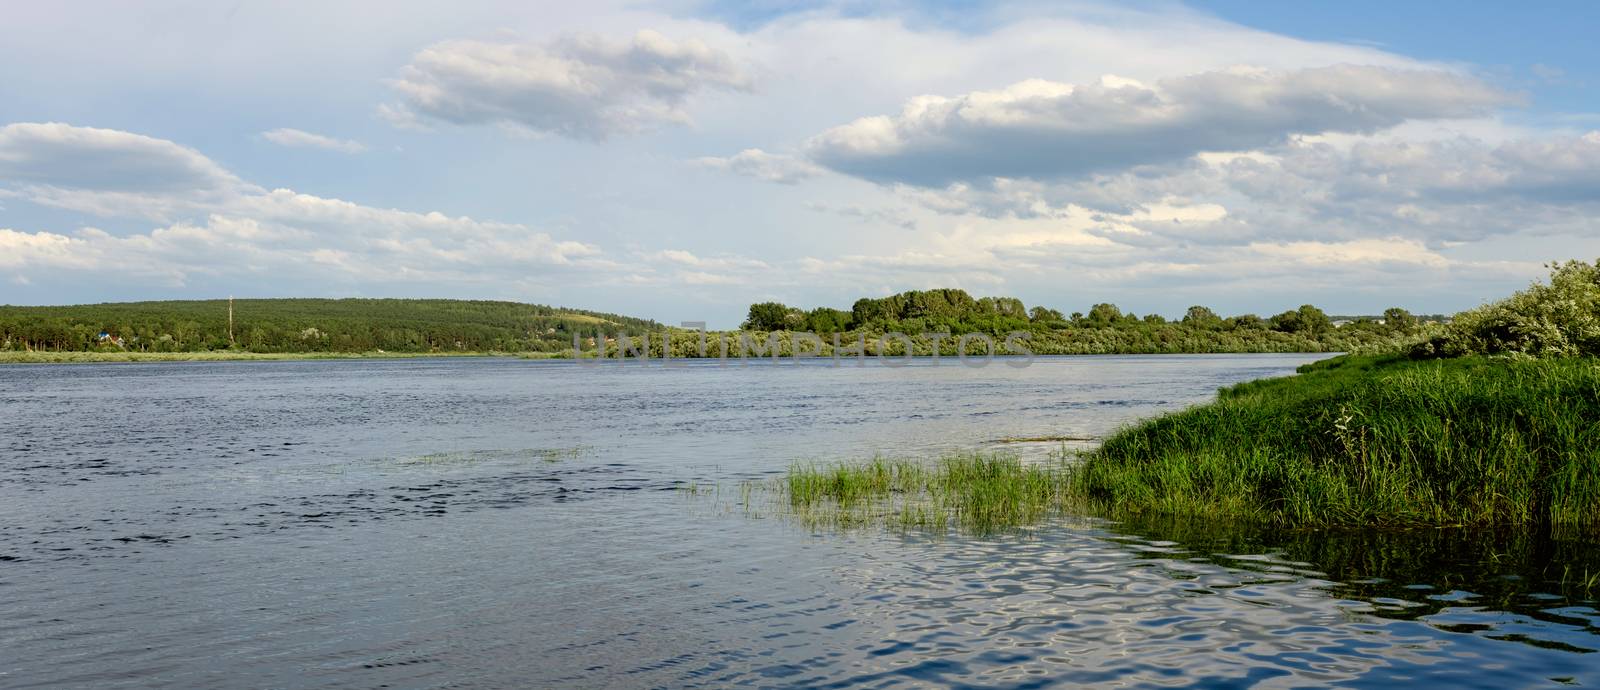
1414, 259, 1600, 358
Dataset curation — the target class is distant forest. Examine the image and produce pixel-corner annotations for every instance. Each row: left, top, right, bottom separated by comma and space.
732, 289, 1437, 355
1, 290, 1441, 357
0, 299, 660, 353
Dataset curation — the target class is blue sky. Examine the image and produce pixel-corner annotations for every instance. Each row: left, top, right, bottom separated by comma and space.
2, 1, 1597, 326
1191, 1, 1598, 112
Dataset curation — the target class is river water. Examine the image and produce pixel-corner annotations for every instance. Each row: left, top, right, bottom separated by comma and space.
2, 355, 1597, 687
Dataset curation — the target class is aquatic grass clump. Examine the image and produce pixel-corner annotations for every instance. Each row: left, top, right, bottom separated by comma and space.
1070, 354, 1600, 528
782, 453, 1073, 532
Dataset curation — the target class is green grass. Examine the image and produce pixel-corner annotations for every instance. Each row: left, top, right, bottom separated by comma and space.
1071, 354, 1600, 528
765, 354, 1600, 532
781, 453, 1073, 532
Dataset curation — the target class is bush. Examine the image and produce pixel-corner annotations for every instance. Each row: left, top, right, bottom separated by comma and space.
1414, 259, 1600, 358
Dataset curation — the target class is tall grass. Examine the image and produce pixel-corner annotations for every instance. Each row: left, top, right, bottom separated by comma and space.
783, 453, 1071, 532
1071, 354, 1600, 528
771, 354, 1600, 531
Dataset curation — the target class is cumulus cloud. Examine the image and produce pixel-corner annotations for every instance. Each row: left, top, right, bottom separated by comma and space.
0, 123, 601, 288
692, 148, 821, 184
890, 129, 1600, 252
0, 228, 96, 270
805, 65, 1510, 187
385, 30, 750, 140
260, 128, 367, 153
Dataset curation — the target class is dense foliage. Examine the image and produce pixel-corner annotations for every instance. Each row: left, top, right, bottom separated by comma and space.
0, 299, 660, 353
1414, 259, 1600, 358
735, 288, 1426, 355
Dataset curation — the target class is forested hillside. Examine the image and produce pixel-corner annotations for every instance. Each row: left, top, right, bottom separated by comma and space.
0, 299, 660, 353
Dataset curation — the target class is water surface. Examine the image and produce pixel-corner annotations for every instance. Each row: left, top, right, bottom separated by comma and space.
2, 355, 1596, 687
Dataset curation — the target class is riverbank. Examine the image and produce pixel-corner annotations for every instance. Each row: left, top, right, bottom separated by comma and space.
1073, 353, 1600, 528
772, 354, 1600, 531
0, 350, 562, 364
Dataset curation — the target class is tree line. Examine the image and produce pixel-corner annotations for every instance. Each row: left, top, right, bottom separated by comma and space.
743, 289, 1425, 336
0, 298, 660, 353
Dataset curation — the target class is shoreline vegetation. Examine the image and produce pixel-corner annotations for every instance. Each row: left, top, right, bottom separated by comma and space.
764, 260, 1600, 531
0, 350, 562, 364
2, 291, 1434, 363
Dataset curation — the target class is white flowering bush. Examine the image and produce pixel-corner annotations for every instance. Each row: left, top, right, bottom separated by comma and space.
1415, 259, 1600, 357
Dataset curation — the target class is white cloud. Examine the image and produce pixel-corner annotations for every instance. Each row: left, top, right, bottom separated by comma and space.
805, 202, 918, 230
260, 128, 367, 153
0, 122, 244, 195
1246, 237, 1450, 268
385, 30, 750, 140
804, 66, 1509, 186
0, 228, 95, 270
644, 248, 770, 270
887, 129, 1600, 253
0, 124, 601, 288
692, 148, 822, 184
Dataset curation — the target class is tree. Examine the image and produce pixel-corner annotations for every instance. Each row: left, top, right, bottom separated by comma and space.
742, 302, 792, 331
851, 297, 893, 327
1181, 306, 1222, 329
1229, 314, 1265, 330
806, 307, 852, 333
991, 297, 1027, 318
1029, 306, 1065, 323
1296, 304, 1332, 336
1274, 305, 1330, 336
1270, 309, 1304, 333
1087, 303, 1122, 326
1383, 307, 1417, 334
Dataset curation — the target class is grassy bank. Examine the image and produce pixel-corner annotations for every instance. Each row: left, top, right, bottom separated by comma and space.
0, 350, 561, 364
770, 355, 1600, 531
1073, 354, 1600, 528
772, 260, 1600, 531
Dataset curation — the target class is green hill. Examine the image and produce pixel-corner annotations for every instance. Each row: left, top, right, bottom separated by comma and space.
0, 298, 660, 354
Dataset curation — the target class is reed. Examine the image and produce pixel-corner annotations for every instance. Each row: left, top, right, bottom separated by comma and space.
782, 453, 1072, 532
772, 354, 1600, 531
1070, 354, 1600, 528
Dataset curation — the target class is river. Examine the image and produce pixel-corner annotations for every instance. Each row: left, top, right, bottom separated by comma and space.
2, 355, 1596, 687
